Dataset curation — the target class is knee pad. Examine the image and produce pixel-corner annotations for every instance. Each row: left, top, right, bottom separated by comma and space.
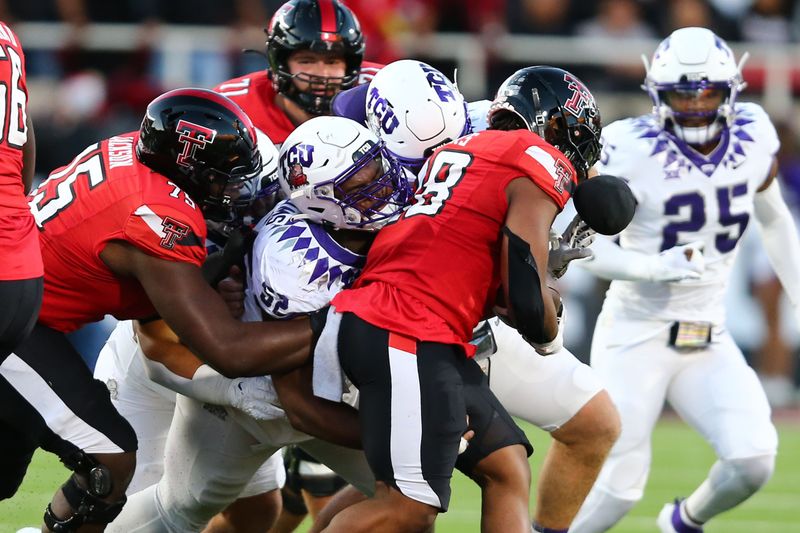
710, 455, 775, 496
43, 474, 126, 531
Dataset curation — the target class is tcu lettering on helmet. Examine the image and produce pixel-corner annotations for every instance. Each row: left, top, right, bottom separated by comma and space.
137, 88, 263, 222
285, 144, 315, 168
419, 64, 456, 103
366, 87, 399, 135
175, 120, 217, 168
364, 60, 470, 173
278, 116, 411, 230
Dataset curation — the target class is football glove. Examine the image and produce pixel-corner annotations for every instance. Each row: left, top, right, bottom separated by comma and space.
227, 376, 286, 421
647, 241, 706, 282
548, 215, 596, 279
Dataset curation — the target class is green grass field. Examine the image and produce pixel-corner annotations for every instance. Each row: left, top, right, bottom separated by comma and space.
2, 418, 798, 532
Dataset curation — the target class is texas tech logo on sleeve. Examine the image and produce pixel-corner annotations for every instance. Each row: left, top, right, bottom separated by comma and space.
562, 73, 594, 118
160, 216, 190, 249
176, 120, 217, 168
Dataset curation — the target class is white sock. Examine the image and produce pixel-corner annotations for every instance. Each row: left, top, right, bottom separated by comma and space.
570, 487, 637, 533
685, 456, 775, 523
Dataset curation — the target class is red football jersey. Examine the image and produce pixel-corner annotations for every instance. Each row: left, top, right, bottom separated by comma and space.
27, 132, 207, 332
213, 62, 383, 145
332, 129, 577, 355
0, 21, 41, 280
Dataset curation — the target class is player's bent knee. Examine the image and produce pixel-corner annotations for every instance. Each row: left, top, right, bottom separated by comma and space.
718, 455, 775, 494
553, 390, 620, 450
44, 474, 127, 531
470, 444, 531, 489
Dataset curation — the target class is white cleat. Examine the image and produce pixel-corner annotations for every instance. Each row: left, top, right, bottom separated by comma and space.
16, 528, 42, 533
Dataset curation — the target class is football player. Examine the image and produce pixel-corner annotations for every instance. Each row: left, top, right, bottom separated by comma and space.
92, 139, 287, 532
328, 59, 619, 532
215, 0, 381, 146
107, 116, 412, 533
0, 21, 40, 371
322, 66, 603, 532
570, 27, 794, 533
0, 88, 319, 532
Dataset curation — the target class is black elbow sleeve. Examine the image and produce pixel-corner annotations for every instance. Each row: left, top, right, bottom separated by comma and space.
503, 226, 548, 343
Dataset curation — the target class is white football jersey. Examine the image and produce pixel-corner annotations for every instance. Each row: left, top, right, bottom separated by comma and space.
243, 200, 366, 322
597, 102, 779, 324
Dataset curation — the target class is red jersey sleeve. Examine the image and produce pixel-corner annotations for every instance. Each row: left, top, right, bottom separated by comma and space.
122, 202, 207, 267
507, 133, 578, 210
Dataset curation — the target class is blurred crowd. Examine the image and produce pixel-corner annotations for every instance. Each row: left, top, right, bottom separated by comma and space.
1, 0, 798, 406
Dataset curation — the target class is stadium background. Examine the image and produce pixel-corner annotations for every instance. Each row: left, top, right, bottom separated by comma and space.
1, 0, 799, 530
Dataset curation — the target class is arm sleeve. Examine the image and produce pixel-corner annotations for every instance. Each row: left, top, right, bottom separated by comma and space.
753, 178, 800, 307
142, 357, 233, 405
123, 203, 206, 266
578, 235, 656, 281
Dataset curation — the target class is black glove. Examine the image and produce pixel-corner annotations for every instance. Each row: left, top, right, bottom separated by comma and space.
201, 226, 255, 287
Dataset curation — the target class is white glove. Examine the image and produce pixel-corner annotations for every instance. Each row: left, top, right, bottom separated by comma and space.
226, 376, 286, 421
548, 215, 596, 279
646, 241, 706, 282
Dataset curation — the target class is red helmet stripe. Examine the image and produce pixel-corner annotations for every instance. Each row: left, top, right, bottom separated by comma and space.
151, 88, 256, 132
318, 0, 337, 34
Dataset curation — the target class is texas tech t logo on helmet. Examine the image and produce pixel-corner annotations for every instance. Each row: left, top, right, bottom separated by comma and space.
175, 120, 217, 168
562, 73, 594, 118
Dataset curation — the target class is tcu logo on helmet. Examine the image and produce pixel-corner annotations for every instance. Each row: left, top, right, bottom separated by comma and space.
419, 63, 456, 103
562, 74, 594, 118
175, 120, 217, 168
287, 164, 308, 189
282, 143, 314, 189
367, 87, 399, 135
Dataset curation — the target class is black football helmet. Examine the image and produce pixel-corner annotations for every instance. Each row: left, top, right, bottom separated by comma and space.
266, 0, 365, 116
488, 66, 602, 182
136, 88, 263, 221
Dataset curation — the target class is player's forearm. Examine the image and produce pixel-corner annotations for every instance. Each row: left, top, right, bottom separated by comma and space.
197, 319, 314, 378
754, 179, 800, 306
272, 364, 361, 449
578, 236, 654, 281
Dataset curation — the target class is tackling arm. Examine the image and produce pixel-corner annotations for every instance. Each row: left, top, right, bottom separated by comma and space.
100, 241, 314, 377
753, 161, 800, 308
135, 319, 283, 420
579, 236, 705, 282
500, 178, 561, 345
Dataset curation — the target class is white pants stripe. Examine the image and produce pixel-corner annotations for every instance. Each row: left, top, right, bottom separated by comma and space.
388, 341, 441, 509
1, 353, 123, 453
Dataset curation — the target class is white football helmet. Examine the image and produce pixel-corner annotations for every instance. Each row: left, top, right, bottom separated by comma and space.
365, 59, 470, 172
278, 116, 411, 230
643, 27, 747, 146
